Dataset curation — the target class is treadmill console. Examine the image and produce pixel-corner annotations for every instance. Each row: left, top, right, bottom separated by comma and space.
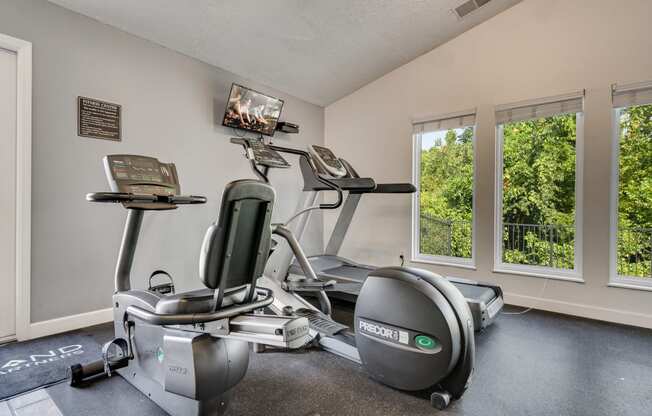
309, 145, 347, 178
103, 154, 180, 195
233, 138, 290, 168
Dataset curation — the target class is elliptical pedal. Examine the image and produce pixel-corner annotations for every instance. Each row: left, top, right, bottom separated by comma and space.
294, 308, 348, 336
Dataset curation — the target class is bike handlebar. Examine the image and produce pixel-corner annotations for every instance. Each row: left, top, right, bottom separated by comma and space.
86, 192, 207, 205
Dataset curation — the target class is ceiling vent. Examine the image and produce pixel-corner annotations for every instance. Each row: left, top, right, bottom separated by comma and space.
454, 0, 492, 19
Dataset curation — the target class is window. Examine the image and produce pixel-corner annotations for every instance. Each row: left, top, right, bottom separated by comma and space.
494, 93, 584, 280
610, 81, 652, 289
412, 110, 476, 267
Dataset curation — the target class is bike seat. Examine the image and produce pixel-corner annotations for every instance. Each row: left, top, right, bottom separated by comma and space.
154, 285, 251, 315
155, 288, 216, 315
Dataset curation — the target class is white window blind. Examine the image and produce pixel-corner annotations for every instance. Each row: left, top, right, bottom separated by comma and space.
413, 109, 476, 134
612, 81, 652, 108
495, 91, 584, 125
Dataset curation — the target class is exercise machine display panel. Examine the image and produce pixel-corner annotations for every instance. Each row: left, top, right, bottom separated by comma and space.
310, 145, 347, 177
249, 139, 291, 168
104, 154, 180, 195
234, 138, 291, 168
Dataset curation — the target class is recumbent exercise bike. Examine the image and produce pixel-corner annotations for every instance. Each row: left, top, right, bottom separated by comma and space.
69, 154, 310, 416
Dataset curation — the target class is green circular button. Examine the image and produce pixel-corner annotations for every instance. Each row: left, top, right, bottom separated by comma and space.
415, 335, 437, 350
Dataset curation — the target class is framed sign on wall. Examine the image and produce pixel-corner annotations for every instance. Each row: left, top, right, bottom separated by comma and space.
78, 96, 121, 141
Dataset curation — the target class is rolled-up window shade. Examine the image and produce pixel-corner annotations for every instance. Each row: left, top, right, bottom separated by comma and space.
495, 91, 584, 125
412, 110, 476, 134
612, 81, 652, 108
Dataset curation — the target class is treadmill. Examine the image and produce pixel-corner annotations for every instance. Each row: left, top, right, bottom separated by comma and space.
286, 144, 504, 331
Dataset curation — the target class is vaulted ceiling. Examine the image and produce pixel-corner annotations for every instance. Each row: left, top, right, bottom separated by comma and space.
49, 0, 521, 106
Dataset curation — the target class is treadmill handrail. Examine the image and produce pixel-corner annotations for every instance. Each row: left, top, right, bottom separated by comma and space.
268, 144, 344, 210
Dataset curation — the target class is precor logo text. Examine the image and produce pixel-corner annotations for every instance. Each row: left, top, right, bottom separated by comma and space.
359, 320, 400, 342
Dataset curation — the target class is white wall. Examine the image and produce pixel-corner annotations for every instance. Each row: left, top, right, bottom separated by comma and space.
325, 0, 652, 328
0, 0, 324, 325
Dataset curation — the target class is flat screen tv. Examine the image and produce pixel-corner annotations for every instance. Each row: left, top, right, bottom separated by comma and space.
222, 83, 284, 136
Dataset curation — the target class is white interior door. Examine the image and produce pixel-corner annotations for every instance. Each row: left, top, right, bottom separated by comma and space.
0, 47, 17, 340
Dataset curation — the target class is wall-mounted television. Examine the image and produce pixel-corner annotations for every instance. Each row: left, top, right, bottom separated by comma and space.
222, 83, 284, 136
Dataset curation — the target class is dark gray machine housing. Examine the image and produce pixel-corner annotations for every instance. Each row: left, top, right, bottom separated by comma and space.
355, 266, 475, 401
276, 121, 299, 134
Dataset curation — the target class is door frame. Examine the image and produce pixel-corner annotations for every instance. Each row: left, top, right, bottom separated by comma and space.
0, 33, 31, 342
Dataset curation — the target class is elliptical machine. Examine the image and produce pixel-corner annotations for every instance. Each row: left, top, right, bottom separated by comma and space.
69, 154, 310, 416
231, 138, 475, 409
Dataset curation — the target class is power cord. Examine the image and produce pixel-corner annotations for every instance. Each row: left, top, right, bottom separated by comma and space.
500, 276, 550, 315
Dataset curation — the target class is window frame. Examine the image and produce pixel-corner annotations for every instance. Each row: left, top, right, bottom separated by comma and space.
493, 113, 585, 282
609, 106, 652, 290
411, 124, 478, 269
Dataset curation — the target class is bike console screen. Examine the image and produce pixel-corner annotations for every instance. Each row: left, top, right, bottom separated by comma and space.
104, 155, 180, 195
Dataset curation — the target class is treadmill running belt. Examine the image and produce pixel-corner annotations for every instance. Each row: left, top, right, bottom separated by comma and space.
328, 282, 362, 296
323, 265, 497, 306
323, 265, 371, 281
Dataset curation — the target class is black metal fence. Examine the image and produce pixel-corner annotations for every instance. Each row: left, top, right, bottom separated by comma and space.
420, 216, 651, 278
617, 227, 652, 278
502, 222, 575, 269
419, 216, 472, 258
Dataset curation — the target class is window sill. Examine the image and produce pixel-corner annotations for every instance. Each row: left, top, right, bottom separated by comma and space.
492, 265, 584, 283
608, 280, 652, 292
411, 255, 476, 270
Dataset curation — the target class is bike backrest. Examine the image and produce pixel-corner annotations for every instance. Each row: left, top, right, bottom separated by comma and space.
199, 180, 275, 307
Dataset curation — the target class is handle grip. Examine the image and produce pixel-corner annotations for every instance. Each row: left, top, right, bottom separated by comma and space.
317, 177, 344, 210
169, 195, 207, 204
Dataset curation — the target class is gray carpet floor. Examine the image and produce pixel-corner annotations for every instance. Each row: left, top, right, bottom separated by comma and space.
39, 306, 652, 416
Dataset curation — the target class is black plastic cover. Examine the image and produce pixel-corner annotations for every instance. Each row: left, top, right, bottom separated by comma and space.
354, 266, 475, 399
371, 183, 416, 194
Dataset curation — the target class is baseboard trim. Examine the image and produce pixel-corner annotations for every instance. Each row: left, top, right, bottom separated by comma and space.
27, 308, 113, 340
0, 334, 17, 344
504, 292, 652, 329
